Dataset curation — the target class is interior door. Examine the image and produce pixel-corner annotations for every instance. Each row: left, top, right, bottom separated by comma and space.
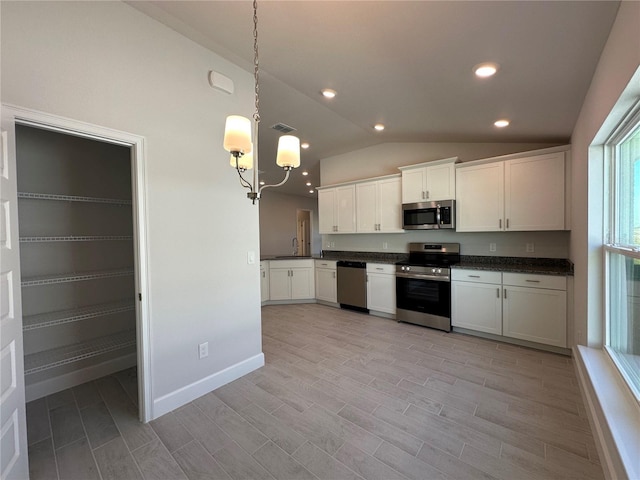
0, 113, 29, 478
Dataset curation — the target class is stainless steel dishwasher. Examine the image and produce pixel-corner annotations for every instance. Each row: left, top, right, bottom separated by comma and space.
337, 261, 368, 312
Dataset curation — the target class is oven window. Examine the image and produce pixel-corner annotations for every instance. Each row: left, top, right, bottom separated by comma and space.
396, 277, 451, 317
404, 208, 436, 226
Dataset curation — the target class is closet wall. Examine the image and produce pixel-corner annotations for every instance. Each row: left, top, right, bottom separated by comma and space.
16, 125, 137, 400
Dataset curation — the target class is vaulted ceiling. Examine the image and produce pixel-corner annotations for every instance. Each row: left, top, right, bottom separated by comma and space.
129, 1, 620, 196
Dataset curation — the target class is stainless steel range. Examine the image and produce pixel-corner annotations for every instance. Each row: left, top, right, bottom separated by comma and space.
395, 243, 460, 332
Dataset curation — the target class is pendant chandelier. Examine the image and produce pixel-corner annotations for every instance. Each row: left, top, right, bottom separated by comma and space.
223, 0, 300, 204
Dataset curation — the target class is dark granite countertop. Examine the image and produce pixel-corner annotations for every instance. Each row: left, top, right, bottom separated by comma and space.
454, 256, 574, 276
261, 252, 574, 276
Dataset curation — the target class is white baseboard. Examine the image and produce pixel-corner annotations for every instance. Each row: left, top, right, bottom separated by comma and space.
151, 353, 265, 419
25, 353, 137, 402
574, 345, 640, 480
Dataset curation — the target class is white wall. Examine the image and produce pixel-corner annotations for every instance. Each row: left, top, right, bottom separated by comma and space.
570, 1, 640, 348
259, 191, 320, 256
320, 142, 569, 258
1, 1, 263, 417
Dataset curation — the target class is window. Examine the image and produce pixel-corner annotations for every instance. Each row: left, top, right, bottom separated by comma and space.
605, 106, 640, 399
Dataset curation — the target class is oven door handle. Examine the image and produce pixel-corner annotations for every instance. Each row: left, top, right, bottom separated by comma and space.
396, 272, 450, 282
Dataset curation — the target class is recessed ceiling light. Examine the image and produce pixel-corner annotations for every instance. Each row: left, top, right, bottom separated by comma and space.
494, 119, 510, 128
306, 182, 311, 186
321, 89, 336, 99
309, 190, 314, 194
474, 62, 500, 78
301, 142, 310, 149
374, 123, 385, 131
259, 180, 265, 185
302, 171, 309, 176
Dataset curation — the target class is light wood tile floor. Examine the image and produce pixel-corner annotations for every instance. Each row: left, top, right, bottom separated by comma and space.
27, 303, 604, 479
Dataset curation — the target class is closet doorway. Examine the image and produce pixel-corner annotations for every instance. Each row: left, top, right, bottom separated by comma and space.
3, 106, 150, 424
296, 209, 312, 257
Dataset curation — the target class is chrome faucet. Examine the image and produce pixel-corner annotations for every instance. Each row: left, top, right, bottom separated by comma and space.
292, 237, 299, 256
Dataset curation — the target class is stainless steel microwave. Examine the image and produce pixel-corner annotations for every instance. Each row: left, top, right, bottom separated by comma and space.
402, 200, 455, 230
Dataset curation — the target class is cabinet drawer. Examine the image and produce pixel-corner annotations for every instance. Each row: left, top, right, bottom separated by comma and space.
452, 269, 501, 284
270, 259, 314, 269
502, 272, 566, 290
315, 260, 337, 269
366, 263, 395, 274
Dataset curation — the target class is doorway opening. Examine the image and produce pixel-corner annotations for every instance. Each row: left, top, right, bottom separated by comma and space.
296, 209, 312, 256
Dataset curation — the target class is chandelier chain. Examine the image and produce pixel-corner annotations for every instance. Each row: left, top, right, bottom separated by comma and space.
252, 0, 260, 125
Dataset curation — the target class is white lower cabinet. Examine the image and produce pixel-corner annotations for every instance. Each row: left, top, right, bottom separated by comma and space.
502, 273, 567, 348
260, 261, 269, 303
366, 263, 396, 315
315, 260, 337, 303
452, 270, 502, 335
452, 269, 567, 348
269, 259, 315, 301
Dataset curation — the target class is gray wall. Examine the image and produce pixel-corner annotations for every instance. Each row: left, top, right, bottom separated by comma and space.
569, 1, 640, 348
2, 1, 262, 417
259, 190, 321, 256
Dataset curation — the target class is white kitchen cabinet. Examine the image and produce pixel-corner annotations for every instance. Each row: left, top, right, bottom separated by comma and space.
366, 263, 396, 316
315, 259, 337, 304
318, 184, 356, 234
502, 273, 567, 348
456, 151, 566, 232
399, 157, 458, 204
452, 269, 503, 335
269, 259, 315, 301
260, 261, 269, 304
356, 175, 403, 233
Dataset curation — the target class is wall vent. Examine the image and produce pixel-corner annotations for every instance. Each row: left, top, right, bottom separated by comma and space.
271, 123, 296, 134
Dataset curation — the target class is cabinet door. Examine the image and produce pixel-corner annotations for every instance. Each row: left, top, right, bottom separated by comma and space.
401, 168, 425, 204
367, 273, 396, 314
290, 267, 314, 299
315, 268, 337, 303
269, 268, 291, 300
425, 162, 455, 201
318, 189, 335, 234
356, 182, 377, 233
260, 266, 269, 303
505, 153, 565, 231
335, 185, 356, 233
451, 281, 502, 335
377, 177, 403, 232
503, 286, 567, 347
456, 162, 504, 232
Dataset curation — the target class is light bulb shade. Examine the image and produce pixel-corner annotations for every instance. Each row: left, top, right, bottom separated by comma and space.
276, 135, 300, 169
223, 115, 252, 154
230, 144, 253, 170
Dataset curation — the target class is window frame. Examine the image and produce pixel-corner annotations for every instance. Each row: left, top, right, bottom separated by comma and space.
603, 101, 640, 403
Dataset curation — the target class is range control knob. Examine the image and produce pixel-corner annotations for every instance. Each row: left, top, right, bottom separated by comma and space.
437, 268, 442, 274
431, 268, 437, 274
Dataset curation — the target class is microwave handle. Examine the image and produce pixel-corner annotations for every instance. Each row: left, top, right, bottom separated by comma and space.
436, 205, 441, 225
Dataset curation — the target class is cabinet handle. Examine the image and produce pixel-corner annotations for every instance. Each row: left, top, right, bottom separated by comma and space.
425, 190, 429, 199
262, 271, 265, 278
497, 288, 500, 298
525, 279, 540, 283
506, 218, 510, 229
504, 289, 507, 299
422, 191, 426, 199
376, 267, 384, 271
333, 272, 336, 278
499, 219, 502, 229
468, 275, 480, 278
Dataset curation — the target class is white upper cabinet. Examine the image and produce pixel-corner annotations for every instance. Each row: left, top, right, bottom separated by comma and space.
456, 162, 504, 232
504, 153, 566, 231
356, 176, 403, 233
399, 157, 458, 204
318, 184, 356, 234
456, 150, 567, 232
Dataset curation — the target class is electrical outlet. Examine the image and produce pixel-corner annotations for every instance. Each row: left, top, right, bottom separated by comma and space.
330, 241, 335, 248
489, 243, 496, 252
198, 342, 209, 359
526, 243, 535, 253
382, 242, 388, 250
